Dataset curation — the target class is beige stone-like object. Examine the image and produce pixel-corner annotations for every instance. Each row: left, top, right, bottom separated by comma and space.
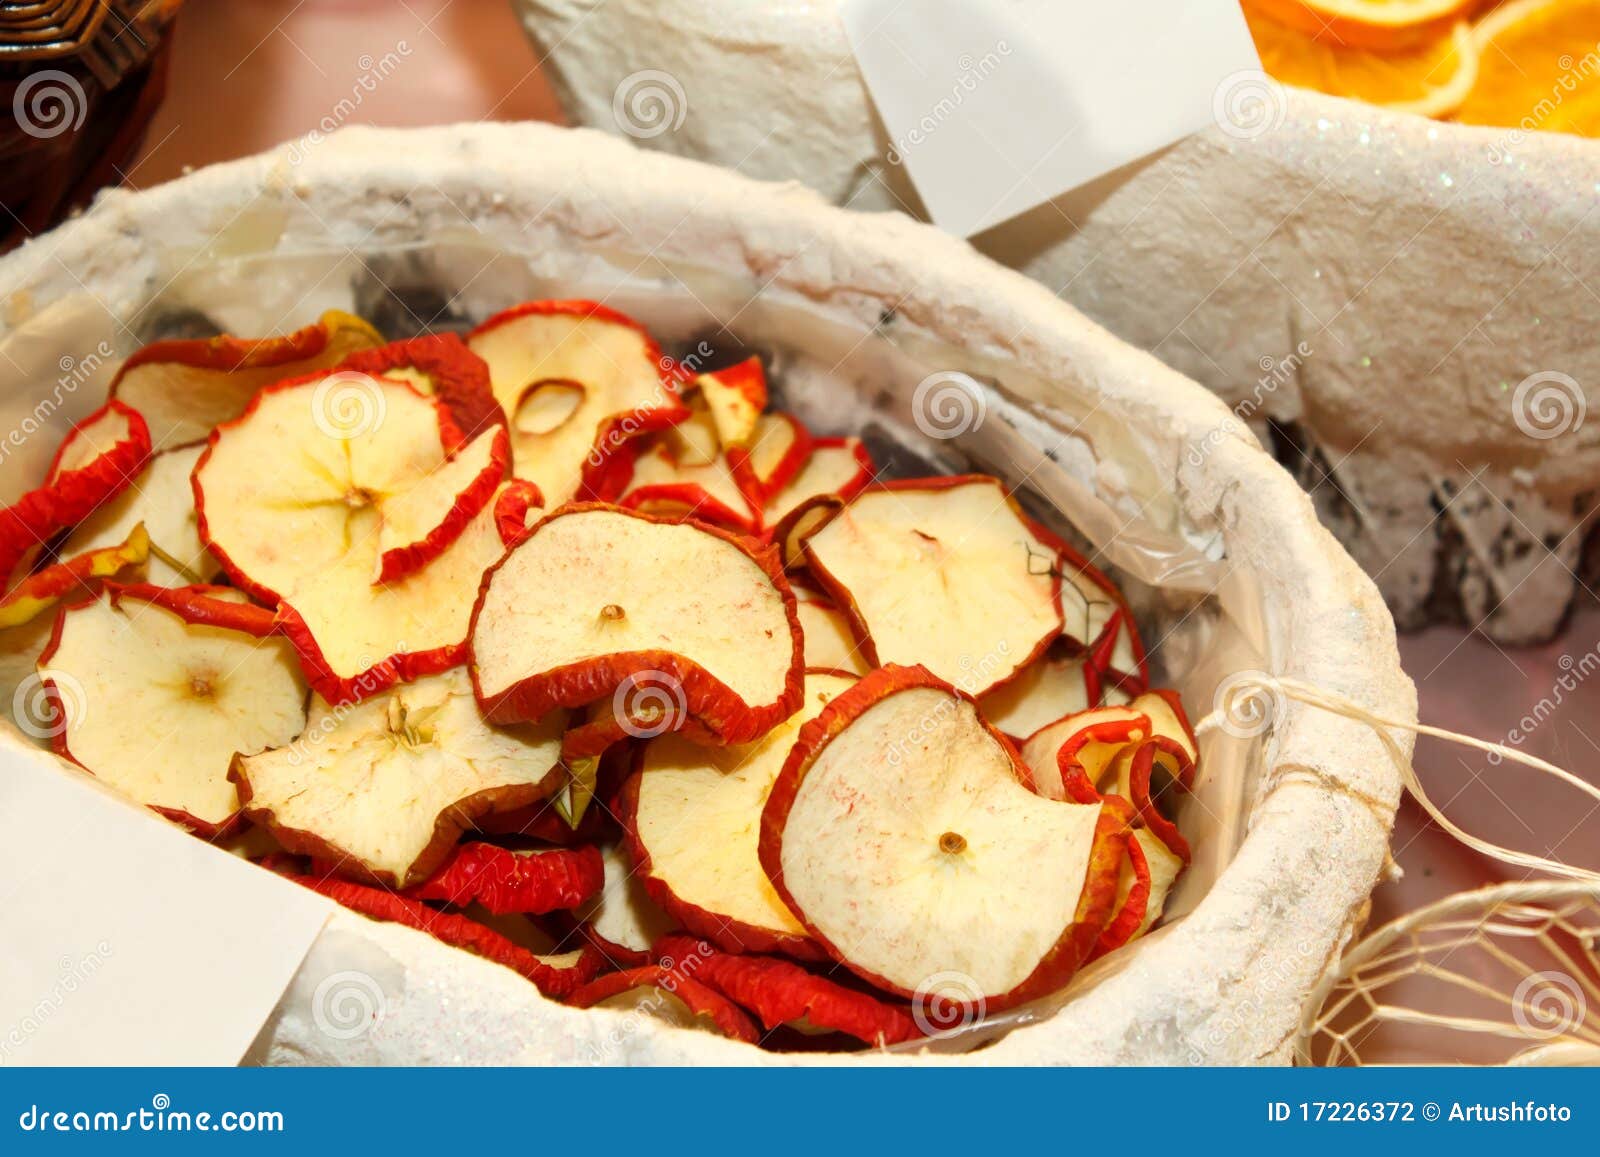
0, 123, 1414, 1064
517, 0, 1600, 643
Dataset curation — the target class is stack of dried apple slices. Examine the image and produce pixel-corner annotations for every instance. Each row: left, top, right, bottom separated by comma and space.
3, 297, 1199, 1053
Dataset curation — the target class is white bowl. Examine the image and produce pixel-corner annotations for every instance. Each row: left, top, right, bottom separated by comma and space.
0, 123, 1414, 1064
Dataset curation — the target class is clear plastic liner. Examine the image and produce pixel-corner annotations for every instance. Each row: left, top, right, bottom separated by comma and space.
0, 232, 1275, 1056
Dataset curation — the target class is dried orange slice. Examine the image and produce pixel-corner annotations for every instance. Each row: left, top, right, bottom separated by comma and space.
1247, 7, 1479, 116
1457, 0, 1600, 135
1245, 0, 1476, 50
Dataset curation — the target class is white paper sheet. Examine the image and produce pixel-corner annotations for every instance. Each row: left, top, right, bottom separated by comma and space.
0, 747, 331, 1065
840, 0, 1263, 236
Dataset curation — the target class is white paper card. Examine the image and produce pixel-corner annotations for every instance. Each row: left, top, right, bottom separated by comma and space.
0, 749, 332, 1065
840, 0, 1263, 236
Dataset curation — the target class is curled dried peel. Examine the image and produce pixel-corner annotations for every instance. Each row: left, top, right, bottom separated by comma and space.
696, 358, 767, 449
466, 300, 689, 505
761, 436, 873, 529
0, 525, 150, 629
1094, 828, 1186, 959
569, 965, 760, 1043
619, 439, 758, 532
727, 412, 811, 509
62, 445, 220, 586
470, 504, 804, 744
234, 668, 566, 888
39, 585, 307, 834
111, 310, 384, 447
1019, 705, 1151, 802
372, 425, 508, 583
290, 873, 601, 999
759, 664, 1130, 1009
407, 842, 604, 915
337, 333, 502, 440
802, 476, 1061, 696
622, 671, 856, 959
0, 401, 151, 580
654, 934, 923, 1046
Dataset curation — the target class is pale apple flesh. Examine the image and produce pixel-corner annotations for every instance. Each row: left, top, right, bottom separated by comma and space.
234, 667, 566, 888
802, 476, 1062, 696
1018, 705, 1151, 801
795, 599, 868, 674
62, 445, 220, 586
470, 505, 803, 743
466, 301, 687, 506
978, 648, 1098, 739
619, 439, 758, 531
761, 436, 873, 527
696, 358, 767, 449
111, 311, 384, 448
0, 526, 150, 629
760, 665, 1127, 1010
39, 587, 308, 833
625, 671, 855, 957
372, 426, 508, 583
575, 842, 681, 967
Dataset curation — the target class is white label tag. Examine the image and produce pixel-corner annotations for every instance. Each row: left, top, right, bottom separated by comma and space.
840, 0, 1264, 237
0, 751, 332, 1065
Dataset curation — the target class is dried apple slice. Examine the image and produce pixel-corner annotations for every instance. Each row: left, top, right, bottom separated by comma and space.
0, 401, 151, 579
622, 671, 856, 959
696, 357, 767, 449
371, 424, 508, 583
406, 842, 604, 914
759, 664, 1129, 1010
194, 372, 490, 602
60, 445, 220, 586
0, 526, 150, 629
573, 842, 680, 968
38, 584, 308, 835
654, 935, 922, 1046
1018, 705, 1151, 802
111, 310, 384, 447
1094, 828, 1186, 958
761, 436, 874, 528
1057, 551, 1148, 689
471, 505, 803, 744
234, 668, 567, 888
618, 439, 758, 532
795, 597, 868, 674
289, 873, 600, 999
466, 300, 689, 505
569, 966, 760, 1042
802, 476, 1061, 696
978, 646, 1100, 739
727, 412, 811, 509
337, 333, 502, 439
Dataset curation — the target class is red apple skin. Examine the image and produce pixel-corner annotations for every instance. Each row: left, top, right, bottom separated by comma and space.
192, 371, 466, 606
1026, 516, 1151, 689
272, 608, 469, 707
235, 750, 566, 891
337, 333, 504, 440
405, 842, 604, 915
799, 475, 1062, 698
567, 965, 761, 1043
727, 412, 813, 511
106, 582, 278, 638
619, 481, 759, 535
0, 401, 152, 580
468, 503, 805, 746
615, 770, 829, 963
768, 493, 845, 571
1122, 737, 1195, 863
700, 356, 768, 415
375, 424, 510, 585
286, 871, 602, 999
0, 529, 150, 628
651, 933, 923, 1046
757, 663, 1133, 1013
1089, 828, 1150, 961
758, 435, 875, 532
112, 317, 352, 397
492, 479, 546, 548
466, 300, 693, 502
1035, 712, 1154, 804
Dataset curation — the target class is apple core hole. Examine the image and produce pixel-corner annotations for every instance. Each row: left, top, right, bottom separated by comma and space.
189, 676, 214, 699
600, 604, 626, 622
938, 831, 967, 855
515, 379, 585, 436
